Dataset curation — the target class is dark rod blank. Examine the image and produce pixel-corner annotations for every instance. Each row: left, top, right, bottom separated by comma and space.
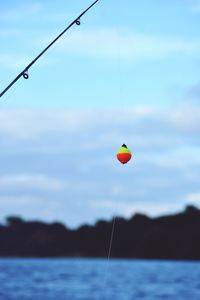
0, 0, 100, 98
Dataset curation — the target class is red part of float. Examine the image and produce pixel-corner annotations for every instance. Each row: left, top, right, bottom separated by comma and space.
117, 153, 132, 164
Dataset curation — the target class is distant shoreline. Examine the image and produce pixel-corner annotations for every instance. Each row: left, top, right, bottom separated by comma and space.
1, 205, 200, 260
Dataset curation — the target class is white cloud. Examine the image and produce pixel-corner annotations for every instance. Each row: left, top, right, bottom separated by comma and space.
92, 199, 184, 218
31, 27, 200, 62
170, 104, 200, 131
0, 174, 63, 191
186, 192, 200, 204
0, 195, 42, 207
0, 109, 91, 139
56, 28, 200, 60
0, 104, 200, 144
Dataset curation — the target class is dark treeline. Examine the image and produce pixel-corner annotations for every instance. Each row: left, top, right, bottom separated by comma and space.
1, 205, 200, 260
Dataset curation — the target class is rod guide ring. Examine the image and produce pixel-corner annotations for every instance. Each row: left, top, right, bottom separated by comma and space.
23, 72, 29, 79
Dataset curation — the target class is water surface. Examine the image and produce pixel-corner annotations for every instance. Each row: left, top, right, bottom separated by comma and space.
0, 259, 199, 300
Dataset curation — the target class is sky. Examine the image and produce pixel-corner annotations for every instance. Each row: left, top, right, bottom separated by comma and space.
0, 0, 200, 227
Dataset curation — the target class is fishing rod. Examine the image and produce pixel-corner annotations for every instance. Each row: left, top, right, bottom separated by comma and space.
0, 0, 100, 98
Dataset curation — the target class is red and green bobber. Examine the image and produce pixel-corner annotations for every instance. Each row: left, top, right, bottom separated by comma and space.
117, 144, 132, 164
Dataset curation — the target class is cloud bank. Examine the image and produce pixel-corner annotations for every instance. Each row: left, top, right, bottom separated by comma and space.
0, 103, 199, 226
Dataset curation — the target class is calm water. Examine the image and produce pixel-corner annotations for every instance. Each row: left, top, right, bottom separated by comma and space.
0, 258, 199, 300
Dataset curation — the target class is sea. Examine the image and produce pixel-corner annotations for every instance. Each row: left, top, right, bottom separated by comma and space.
0, 258, 199, 300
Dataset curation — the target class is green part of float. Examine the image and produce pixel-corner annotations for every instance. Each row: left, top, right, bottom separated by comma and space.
117, 146, 132, 155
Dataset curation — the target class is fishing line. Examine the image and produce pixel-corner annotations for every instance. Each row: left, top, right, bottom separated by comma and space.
100, 216, 117, 300
101, 20, 128, 299
0, 0, 100, 99
102, 54, 122, 292
107, 217, 116, 264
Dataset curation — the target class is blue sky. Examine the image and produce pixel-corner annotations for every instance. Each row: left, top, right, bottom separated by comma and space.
0, 0, 200, 227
